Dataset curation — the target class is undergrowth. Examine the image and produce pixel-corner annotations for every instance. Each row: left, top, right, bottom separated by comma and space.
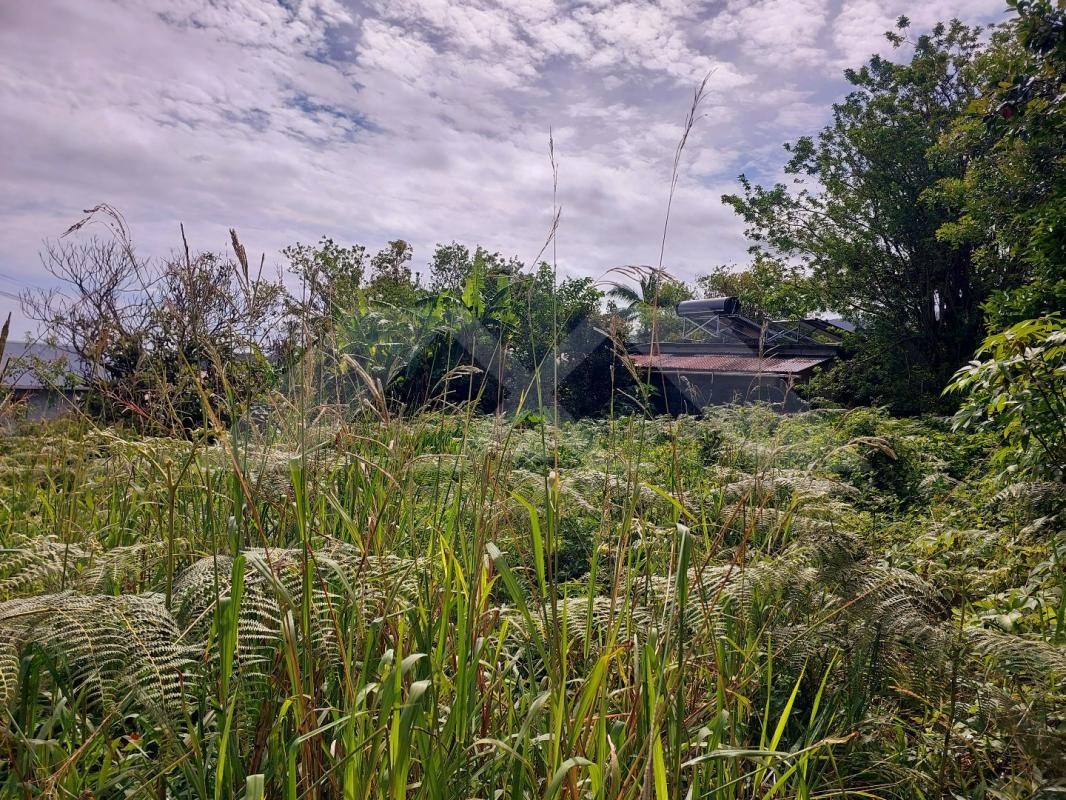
0, 405, 1062, 799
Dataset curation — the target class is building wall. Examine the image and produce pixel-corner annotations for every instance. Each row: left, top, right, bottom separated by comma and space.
4, 389, 83, 423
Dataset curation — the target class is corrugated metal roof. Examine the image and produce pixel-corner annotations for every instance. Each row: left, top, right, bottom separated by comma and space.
630, 353, 830, 376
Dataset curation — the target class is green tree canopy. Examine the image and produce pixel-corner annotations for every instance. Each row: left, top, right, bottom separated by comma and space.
695, 256, 816, 321
933, 0, 1066, 331
283, 237, 367, 334
428, 242, 521, 292
723, 19, 987, 412
367, 240, 422, 307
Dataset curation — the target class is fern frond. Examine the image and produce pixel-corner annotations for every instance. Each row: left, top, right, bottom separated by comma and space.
0, 592, 193, 713
0, 536, 89, 598
80, 541, 163, 593
0, 634, 18, 709
721, 470, 860, 502
173, 545, 423, 669
967, 627, 1066, 686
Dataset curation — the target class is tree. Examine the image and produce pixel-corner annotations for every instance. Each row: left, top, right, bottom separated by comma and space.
370, 239, 413, 282
366, 239, 421, 307
695, 255, 816, 321
428, 242, 471, 291
723, 20, 987, 413
933, 0, 1066, 331
506, 262, 625, 417
606, 267, 693, 340
429, 242, 522, 292
941, 3, 1066, 482
606, 268, 691, 319
279, 234, 632, 419
283, 237, 366, 335
23, 210, 283, 433
511, 263, 600, 369
23, 236, 151, 384
358, 255, 626, 418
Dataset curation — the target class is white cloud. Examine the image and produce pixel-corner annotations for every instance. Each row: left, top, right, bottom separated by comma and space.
0, 0, 1008, 334
706, 0, 830, 66
831, 0, 1005, 68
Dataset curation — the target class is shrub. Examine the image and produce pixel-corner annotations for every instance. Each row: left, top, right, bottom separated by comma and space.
947, 315, 1066, 481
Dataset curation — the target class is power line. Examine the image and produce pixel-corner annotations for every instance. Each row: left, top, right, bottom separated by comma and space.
0, 272, 37, 288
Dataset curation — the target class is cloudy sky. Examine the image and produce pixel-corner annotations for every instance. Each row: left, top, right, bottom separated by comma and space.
0, 0, 1008, 334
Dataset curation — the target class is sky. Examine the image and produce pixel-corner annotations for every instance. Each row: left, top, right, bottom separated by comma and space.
0, 0, 1010, 336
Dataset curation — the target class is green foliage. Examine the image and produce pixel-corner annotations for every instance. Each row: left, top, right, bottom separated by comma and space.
6, 9, 1065, 793
0, 403, 1062, 798
947, 315, 1066, 482
428, 241, 522, 292
724, 21, 992, 412
305, 247, 626, 419
606, 267, 693, 340
805, 329, 948, 415
932, 0, 1066, 332
695, 255, 816, 321
510, 262, 601, 369
366, 239, 420, 307
283, 236, 367, 333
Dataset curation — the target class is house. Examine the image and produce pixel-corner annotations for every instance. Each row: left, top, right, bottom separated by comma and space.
1, 341, 92, 421
629, 298, 844, 413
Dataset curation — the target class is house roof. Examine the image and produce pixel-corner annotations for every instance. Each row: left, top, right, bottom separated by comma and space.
1, 342, 91, 390
798, 317, 856, 336
630, 353, 830, 376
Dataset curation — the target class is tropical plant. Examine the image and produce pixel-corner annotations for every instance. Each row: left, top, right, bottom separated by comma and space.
607, 266, 692, 342
0, 402, 1062, 798
947, 314, 1066, 481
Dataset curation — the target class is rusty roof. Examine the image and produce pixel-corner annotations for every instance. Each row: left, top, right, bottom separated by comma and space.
630, 353, 830, 376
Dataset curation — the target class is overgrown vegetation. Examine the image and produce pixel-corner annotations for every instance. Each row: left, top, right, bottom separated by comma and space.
0, 404, 1062, 798
1, 5, 1063, 798
723, 3, 1066, 413
19, 3, 1063, 425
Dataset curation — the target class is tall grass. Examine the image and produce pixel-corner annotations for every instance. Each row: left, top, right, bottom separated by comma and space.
0, 400, 1062, 799
0, 80, 1062, 800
